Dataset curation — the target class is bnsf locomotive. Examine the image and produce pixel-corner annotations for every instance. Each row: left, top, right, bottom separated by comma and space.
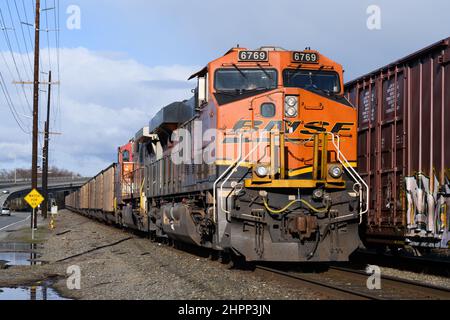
66, 47, 368, 262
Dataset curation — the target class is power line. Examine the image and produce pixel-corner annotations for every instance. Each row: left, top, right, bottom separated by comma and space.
5, 0, 32, 81
43, 0, 52, 73
12, 0, 34, 78
0, 70, 30, 134
0, 5, 32, 120
0, 0, 61, 150
0, 6, 33, 112
52, 0, 60, 133
56, 0, 60, 141
21, 0, 39, 71
43, 0, 60, 140
0, 48, 29, 116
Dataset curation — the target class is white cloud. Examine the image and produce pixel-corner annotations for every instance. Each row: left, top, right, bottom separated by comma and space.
0, 47, 199, 175
0, 142, 31, 162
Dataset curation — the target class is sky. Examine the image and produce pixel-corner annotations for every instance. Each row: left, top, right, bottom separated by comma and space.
0, 0, 449, 176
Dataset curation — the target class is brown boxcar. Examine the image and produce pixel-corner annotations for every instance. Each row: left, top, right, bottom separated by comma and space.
345, 37, 450, 248
102, 164, 116, 213
88, 178, 96, 210
95, 173, 103, 210
67, 191, 78, 210
80, 183, 89, 210
65, 193, 73, 208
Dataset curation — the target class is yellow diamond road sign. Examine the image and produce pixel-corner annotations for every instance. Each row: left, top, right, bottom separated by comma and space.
25, 189, 45, 209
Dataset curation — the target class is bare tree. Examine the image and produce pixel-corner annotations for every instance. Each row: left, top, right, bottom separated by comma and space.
0, 167, 82, 179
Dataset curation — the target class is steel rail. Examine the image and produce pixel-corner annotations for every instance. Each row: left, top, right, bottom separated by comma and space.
329, 266, 450, 297
256, 265, 383, 300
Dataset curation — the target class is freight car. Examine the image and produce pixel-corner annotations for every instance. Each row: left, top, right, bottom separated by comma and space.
345, 37, 450, 249
67, 46, 367, 262
66, 164, 117, 224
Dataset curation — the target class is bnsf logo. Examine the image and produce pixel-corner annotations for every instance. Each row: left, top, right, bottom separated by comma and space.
233, 120, 354, 135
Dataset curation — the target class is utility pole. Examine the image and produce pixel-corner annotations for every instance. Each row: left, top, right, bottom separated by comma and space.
14, 154, 17, 184
31, 0, 41, 230
42, 71, 51, 220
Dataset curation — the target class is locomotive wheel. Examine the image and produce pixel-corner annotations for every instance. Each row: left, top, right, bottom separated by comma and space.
229, 254, 254, 270
219, 252, 231, 265
218, 251, 254, 270
209, 250, 220, 261
388, 246, 401, 256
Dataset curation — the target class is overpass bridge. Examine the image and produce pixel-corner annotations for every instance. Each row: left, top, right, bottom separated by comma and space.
0, 178, 89, 210
0, 177, 89, 188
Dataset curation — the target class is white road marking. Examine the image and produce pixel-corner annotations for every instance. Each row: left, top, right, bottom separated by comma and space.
0, 216, 31, 232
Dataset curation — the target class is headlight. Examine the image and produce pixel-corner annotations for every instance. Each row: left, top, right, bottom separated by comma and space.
285, 96, 298, 117
329, 165, 343, 179
285, 107, 297, 117
255, 165, 269, 178
285, 96, 297, 107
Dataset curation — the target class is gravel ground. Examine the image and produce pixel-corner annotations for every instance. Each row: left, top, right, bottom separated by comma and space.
378, 267, 450, 289
1, 210, 449, 300
0, 210, 324, 300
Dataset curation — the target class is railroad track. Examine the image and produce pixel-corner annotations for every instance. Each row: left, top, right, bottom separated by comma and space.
255, 265, 381, 300
351, 249, 450, 277
70, 211, 450, 300
255, 265, 450, 300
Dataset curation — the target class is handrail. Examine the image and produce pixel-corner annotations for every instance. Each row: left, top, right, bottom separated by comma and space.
212, 131, 369, 226
220, 131, 265, 215
212, 134, 244, 224
328, 132, 369, 224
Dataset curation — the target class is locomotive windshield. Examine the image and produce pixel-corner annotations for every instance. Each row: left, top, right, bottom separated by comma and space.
215, 68, 277, 92
122, 150, 130, 162
283, 69, 341, 94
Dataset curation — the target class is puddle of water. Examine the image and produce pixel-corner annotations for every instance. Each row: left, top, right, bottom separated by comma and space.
0, 286, 69, 300
0, 242, 45, 266
0, 252, 43, 266
0, 243, 43, 252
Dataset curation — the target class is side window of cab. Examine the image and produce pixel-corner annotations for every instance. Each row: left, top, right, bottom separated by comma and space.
122, 150, 130, 162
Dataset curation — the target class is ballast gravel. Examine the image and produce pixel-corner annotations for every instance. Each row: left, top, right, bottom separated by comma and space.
0, 210, 324, 300
1, 210, 449, 300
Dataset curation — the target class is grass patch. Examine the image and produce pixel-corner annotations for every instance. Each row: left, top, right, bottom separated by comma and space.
5, 226, 49, 244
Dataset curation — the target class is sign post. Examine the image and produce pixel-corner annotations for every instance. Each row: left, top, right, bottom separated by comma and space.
32, 208, 35, 240
24, 189, 45, 240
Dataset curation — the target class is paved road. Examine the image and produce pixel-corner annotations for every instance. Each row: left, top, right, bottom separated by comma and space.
0, 211, 32, 241
0, 185, 34, 208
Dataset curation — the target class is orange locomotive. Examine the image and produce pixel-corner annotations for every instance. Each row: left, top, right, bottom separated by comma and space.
145, 46, 368, 262
67, 46, 368, 262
